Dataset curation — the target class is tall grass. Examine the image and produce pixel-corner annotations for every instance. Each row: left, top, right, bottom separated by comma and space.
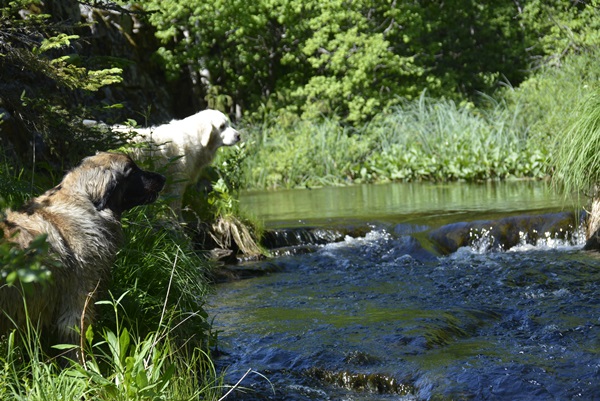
0, 293, 223, 401
502, 50, 600, 154
553, 92, 600, 198
241, 118, 369, 190
108, 203, 213, 342
240, 91, 546, 190
360, 92, 545, 182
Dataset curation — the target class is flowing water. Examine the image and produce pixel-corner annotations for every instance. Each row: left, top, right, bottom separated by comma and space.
208, 182, 600, 400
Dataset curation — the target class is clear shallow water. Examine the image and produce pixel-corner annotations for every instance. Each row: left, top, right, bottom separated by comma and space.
209, 182, 600, 400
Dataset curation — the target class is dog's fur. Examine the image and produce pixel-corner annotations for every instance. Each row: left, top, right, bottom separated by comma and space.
113, 109, 240, 216
0, 152, 165, 352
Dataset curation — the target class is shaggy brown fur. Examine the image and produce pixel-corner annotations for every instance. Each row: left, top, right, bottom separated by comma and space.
0, 152, 165, 356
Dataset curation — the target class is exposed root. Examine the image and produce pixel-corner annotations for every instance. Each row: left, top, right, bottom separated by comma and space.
210, 215, 264, 260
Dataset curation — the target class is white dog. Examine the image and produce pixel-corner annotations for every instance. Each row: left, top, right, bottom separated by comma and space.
113, 109, 240, 216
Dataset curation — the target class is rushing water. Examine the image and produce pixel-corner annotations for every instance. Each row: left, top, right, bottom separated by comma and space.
208, 182, 600, 400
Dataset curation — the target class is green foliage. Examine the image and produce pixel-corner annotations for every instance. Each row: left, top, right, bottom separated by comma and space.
0, 1, 128, 176
501, 50, 600, 155
0, 234, 54, 290
139, 0, 538, 123
241, 117, 367, 189
0, 294, 221, 401
3, 6, 123, 92
520, 0, 600, 64
287, 0, 423, 122
357, 93, 547, 183
0, 328, 87, 401
0, 157, 35, 209
239, 92, 546, 190
206, 143, 249, 217
67, 294, 220, 401
183, 143, 265, 258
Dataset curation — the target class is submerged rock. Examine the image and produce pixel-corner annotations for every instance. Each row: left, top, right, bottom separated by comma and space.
307, 367, 415, 396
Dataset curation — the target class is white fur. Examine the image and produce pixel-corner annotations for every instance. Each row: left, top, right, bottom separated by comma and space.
114, 109, 240, 216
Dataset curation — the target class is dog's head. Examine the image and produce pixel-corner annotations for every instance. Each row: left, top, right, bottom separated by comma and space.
63, 152, 166, 216
197, 109, 241, 149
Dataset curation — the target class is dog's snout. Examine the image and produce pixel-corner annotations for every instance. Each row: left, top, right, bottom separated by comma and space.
145, 171, 166, 192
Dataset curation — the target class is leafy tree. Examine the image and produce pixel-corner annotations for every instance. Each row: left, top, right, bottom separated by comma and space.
413, 0, 529, 96
520, 0, 600, 65
140, 0, 426, 122
288, 0, 424, 122
139, 0, 554, 123
0, 0, 125, 176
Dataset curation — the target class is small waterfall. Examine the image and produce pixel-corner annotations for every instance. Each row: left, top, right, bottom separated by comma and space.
428, 211, 585, 254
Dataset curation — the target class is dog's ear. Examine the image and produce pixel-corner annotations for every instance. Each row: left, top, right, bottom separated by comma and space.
91, 174, 119, 211
200, 123, 214, 147
64, 160, 120, 211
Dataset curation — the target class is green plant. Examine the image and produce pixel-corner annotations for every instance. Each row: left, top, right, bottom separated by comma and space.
238, 91, 547, 190
0, 0, 129, 177
0, 234, 55, 289
0, 330, 87, 401
0, 292, 222, 401
67, 292, 222, 401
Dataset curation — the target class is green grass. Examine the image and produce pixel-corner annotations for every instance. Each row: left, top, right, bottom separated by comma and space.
239, 117, 368, 190
357, 92, 547, 183
107, 203, 213, 343
0, 294, 223, 401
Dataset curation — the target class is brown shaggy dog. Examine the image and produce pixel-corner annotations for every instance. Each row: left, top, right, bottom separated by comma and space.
0, 152, 165, 357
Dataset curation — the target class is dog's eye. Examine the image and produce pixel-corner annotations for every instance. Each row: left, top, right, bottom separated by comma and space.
123, 165, 137, 177
219, 123, 226, 130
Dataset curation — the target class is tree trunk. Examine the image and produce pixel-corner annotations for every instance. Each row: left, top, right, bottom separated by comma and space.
584, 190, 600, 250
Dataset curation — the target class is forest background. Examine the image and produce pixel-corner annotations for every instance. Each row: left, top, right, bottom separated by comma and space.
3, 0, 600, 192
1, 0, 600, 399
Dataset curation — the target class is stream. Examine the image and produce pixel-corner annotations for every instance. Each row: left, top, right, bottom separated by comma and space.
208, 182, 600, 400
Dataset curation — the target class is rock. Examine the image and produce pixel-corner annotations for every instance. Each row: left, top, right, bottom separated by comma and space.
428, 211, 581, 254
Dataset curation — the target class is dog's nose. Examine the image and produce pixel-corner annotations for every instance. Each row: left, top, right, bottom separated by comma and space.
144, 172, 166, 192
